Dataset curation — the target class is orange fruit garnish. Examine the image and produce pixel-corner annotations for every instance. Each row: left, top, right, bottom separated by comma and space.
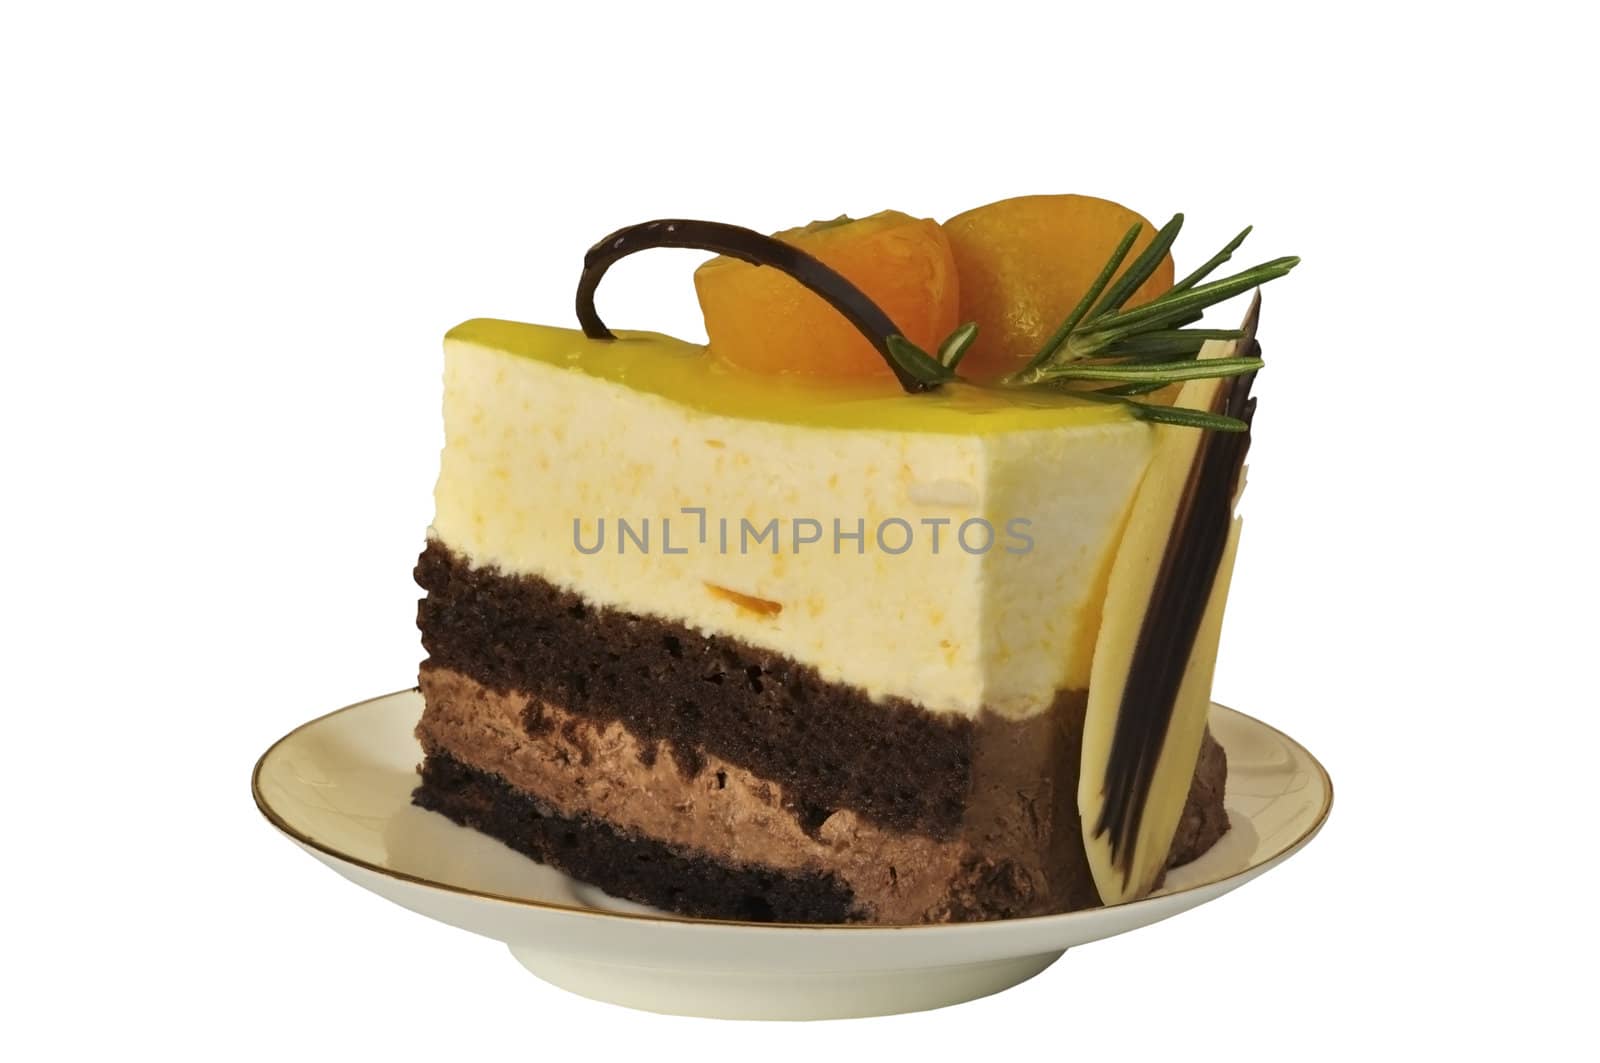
942, 194, 1176, 381
694, 210, 960, 380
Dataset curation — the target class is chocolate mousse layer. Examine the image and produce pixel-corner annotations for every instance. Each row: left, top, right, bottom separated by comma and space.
413, 665, 1230, 923
414, 752, 860, 923
1167, 732, 1231, 870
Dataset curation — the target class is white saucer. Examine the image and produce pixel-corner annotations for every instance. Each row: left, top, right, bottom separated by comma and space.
253, 690, 1331, 1020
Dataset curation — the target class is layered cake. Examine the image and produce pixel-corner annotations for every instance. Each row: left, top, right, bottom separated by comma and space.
412, 195, 1296, 923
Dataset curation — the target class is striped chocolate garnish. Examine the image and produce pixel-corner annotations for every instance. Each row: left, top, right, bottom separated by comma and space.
1095, 295, 1261, 882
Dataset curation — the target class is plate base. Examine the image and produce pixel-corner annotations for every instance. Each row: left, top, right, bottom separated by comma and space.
257, 693, 1330, 1021
507, 945, 1065, 1020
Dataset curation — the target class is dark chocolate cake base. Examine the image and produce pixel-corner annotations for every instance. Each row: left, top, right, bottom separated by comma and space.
414, 752, 863, 923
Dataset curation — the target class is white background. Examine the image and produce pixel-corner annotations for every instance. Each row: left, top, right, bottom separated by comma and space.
4, 1, 1595, 1058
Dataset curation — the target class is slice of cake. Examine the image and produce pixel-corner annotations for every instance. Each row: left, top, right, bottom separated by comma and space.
412, 196, 1294, 923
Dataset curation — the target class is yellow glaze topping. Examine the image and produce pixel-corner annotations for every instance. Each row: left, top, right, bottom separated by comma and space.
447, 319, 1136, 435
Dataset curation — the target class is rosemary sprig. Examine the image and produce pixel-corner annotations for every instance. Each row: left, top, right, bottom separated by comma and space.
1005, 216, 1296, 385
881, 213, 1294, 430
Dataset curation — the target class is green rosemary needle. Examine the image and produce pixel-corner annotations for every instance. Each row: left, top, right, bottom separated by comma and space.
937, 321, 980, 369
1029, 355, 1264, 385
884, 334, 957, 386
1071, 387, 1253, 432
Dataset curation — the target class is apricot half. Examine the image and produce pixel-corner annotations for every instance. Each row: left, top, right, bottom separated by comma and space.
694, 210, 959, 379
942, 194, 1175, 380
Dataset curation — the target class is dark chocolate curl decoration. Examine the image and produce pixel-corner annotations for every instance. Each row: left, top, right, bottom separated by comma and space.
575, 218, 940, 394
